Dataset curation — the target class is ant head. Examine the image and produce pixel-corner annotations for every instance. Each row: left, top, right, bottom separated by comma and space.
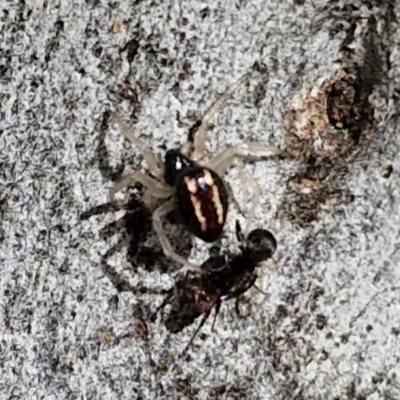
246, 229, 277, 263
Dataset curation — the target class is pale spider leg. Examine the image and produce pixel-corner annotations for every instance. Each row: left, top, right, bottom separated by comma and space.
109, 171, 173, 202
152, 200, 201, 271
222, 175, 255, 233
111, 113, 163, 179
224, 180, 244, 221
206, 142, 284, 176
191, 74, 249, 162
237, 163, 260, 235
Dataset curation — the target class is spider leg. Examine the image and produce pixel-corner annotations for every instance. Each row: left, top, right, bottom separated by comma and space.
111, 113, 163, 179
109, 171, 173, 202
232, 275, 258, 319
80, 200, 124, 220
243, 173, 260, 235
223, 179, 247, 225
253, 284, 269, 295
152, 200, 201, 271
207, 142, 285, 176
80, 194, 146, 220
232, 159, 260, 234
191, 74, 249, 162
180, 308, 213, 356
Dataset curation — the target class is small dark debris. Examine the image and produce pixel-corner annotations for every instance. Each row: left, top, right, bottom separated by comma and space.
200, 7, 210, 19
55, 19, 64, 32
381, 165, 393, 179
253, 83, 266, 106
122, 39, 140, 63
134, 317, 149, 339
108, 295, 119, 312
208, 384, 226, 397
276, 304, 288, 318
340, 333, 350, 344
251, 61, 268, 74
175, 375, 199, 397
371, 373, 385, 385
320, 349, 329, 361
315, 314, 327, 330
120, 85, 138, 104
101, 110, 110, 131
93, 45, 103, 58
391, 327, 400, 336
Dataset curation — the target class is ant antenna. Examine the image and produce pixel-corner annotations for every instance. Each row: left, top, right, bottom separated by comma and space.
235, 220, 245, 243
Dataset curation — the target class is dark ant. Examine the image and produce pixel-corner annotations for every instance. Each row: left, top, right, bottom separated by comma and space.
152, 220, 277, 355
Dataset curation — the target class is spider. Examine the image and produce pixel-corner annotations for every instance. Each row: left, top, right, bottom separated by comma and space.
109, 73, 285, 268
152, 219, 277, 355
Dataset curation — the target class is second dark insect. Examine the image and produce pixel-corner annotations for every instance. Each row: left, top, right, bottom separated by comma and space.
153, 221, 277, 355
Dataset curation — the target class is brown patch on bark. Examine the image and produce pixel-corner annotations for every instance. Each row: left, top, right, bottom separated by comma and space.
282, 69, 374, 226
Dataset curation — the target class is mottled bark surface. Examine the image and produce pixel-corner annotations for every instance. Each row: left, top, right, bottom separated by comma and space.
1, 1, 400, 398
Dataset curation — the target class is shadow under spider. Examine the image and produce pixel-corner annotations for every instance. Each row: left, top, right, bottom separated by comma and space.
81, 191, 193, 292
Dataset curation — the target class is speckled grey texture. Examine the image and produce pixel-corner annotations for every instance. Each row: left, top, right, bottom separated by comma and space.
1, 0, 400, 399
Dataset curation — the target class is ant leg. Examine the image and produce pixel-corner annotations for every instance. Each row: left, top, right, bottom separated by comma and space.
235, 296, 247, 318
207, 142, 286, 176
150, 289, 174, 322
191, 74, 249, 162
180, 309, 212, 356
101, 254, 138, 293
226, 275, 258, 302
111, 113, 163, 179
152, 200, 201, 271
210, 300, 221, 332
109, 171, 173, 202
